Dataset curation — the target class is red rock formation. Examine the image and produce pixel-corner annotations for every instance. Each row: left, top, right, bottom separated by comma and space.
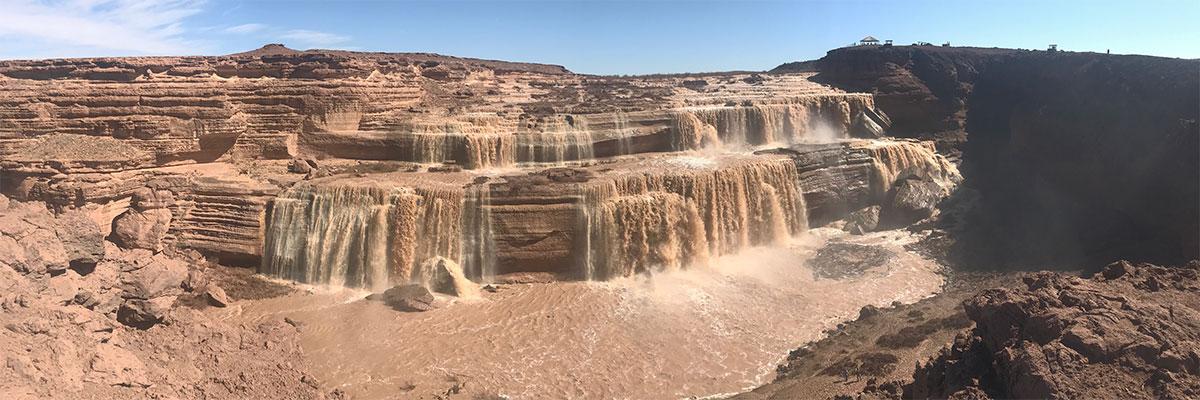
908, 261, 1200, 399
0, 45, 954, 286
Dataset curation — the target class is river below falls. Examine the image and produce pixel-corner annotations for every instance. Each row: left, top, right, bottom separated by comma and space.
217, 228, 944, 399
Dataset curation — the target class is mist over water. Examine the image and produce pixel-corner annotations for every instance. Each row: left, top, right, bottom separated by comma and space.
230, 229, 944, 399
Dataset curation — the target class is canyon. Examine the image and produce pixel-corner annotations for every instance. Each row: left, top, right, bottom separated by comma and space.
0, 43, 1196, 399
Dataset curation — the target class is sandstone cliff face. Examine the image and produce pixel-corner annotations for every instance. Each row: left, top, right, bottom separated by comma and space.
0, 45, 871, 172
259, 140, 958, 287
786, 46, 1200, 267
1, 45, 954, 285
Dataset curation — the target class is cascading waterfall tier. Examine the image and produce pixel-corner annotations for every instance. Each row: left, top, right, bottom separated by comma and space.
299, 95, 873, 169
257, 138, 961, 288
669, 97, 866, 150
581, 154, 807, 280
589, 192, 710, 279
863, 140, 961, 198
261, 180, 465, 291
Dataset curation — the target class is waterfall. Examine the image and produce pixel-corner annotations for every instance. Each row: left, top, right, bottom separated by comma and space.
461, 183, 497, 282
590, 192, 710, 279
581, 156, 807, 279
261, 184, 463, 291
411, 133, 451, 165
461, 134, 514, 169
669, 99, 863, 150
515, 115, 596, 165
864, 141, 961, 199
614, 112, 634, 156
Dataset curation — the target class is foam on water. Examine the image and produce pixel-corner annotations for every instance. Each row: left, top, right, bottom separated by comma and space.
231, 229, 944, 399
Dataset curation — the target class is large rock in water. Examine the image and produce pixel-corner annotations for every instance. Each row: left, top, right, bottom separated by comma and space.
414, 256, 481, 298
881, 174, 944, 227
843, 205, 881, 235
849, 107, 892, 139
372, 284, 437, 312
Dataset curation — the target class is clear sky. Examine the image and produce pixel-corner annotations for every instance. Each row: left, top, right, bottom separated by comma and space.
1, 0, 1196, 74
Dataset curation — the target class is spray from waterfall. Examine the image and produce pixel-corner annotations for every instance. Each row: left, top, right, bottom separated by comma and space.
261, 184, 464, 291
461, 182, 497, 282
580, 157, 807, 280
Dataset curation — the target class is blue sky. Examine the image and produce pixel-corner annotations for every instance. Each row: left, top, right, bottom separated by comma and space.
1, 0, 1196, 74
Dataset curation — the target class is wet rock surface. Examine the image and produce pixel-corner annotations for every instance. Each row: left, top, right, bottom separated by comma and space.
843, 206, 881, 235
808, 242, 895, 280
369, 284, 438, 312
881, 174, 944, 228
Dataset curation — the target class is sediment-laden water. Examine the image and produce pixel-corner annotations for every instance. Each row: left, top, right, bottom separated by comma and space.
233, 229, 944, 399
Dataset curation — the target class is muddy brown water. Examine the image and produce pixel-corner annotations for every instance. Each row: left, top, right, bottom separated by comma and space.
218, 229, 943, 399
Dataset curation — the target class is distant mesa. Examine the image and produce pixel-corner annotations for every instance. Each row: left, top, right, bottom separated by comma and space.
225, 43, 303, 57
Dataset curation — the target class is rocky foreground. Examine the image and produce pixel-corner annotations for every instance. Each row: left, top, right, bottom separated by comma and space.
0, 194, 335, 399
906, 261, 1200, 399
743, 261, 1200, 400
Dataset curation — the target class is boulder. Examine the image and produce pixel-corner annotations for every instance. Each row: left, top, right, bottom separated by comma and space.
17, 228, 69, 274
204, 285, 230, 307
110, 208, 172, 252
130, 187, 174, 211
44, 270, 81, 305
882, 175, 944, 227
116, 296, 175, 329
53, 209, 105, 267
288, 158, 317, 174
0, 235, 28, 272
371, 284, 437, 312
843, 205, 881, 235
87, 344, 150, 387
119, 255, 187, 300
183, 268, 209, 292
414, 256, 480, 298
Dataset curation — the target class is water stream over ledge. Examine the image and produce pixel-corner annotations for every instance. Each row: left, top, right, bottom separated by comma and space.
225, 228, 944, 399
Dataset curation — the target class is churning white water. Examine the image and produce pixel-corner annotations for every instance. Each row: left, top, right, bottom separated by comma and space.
226, 228, 943, 399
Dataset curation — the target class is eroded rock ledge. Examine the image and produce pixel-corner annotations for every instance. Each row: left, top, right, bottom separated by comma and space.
0, 45, 950, 283
907, 261, 1200, 399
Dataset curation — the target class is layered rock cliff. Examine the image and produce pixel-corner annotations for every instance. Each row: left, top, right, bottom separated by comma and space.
1, 45, 951, 285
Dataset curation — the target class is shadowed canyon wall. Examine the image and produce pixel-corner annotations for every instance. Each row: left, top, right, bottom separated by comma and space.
784, 46, 1200, 267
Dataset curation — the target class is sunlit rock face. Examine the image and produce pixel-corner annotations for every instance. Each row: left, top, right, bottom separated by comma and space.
0, 45, 957, 287
256, 139, 956, 288
0, 46, 873, 171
